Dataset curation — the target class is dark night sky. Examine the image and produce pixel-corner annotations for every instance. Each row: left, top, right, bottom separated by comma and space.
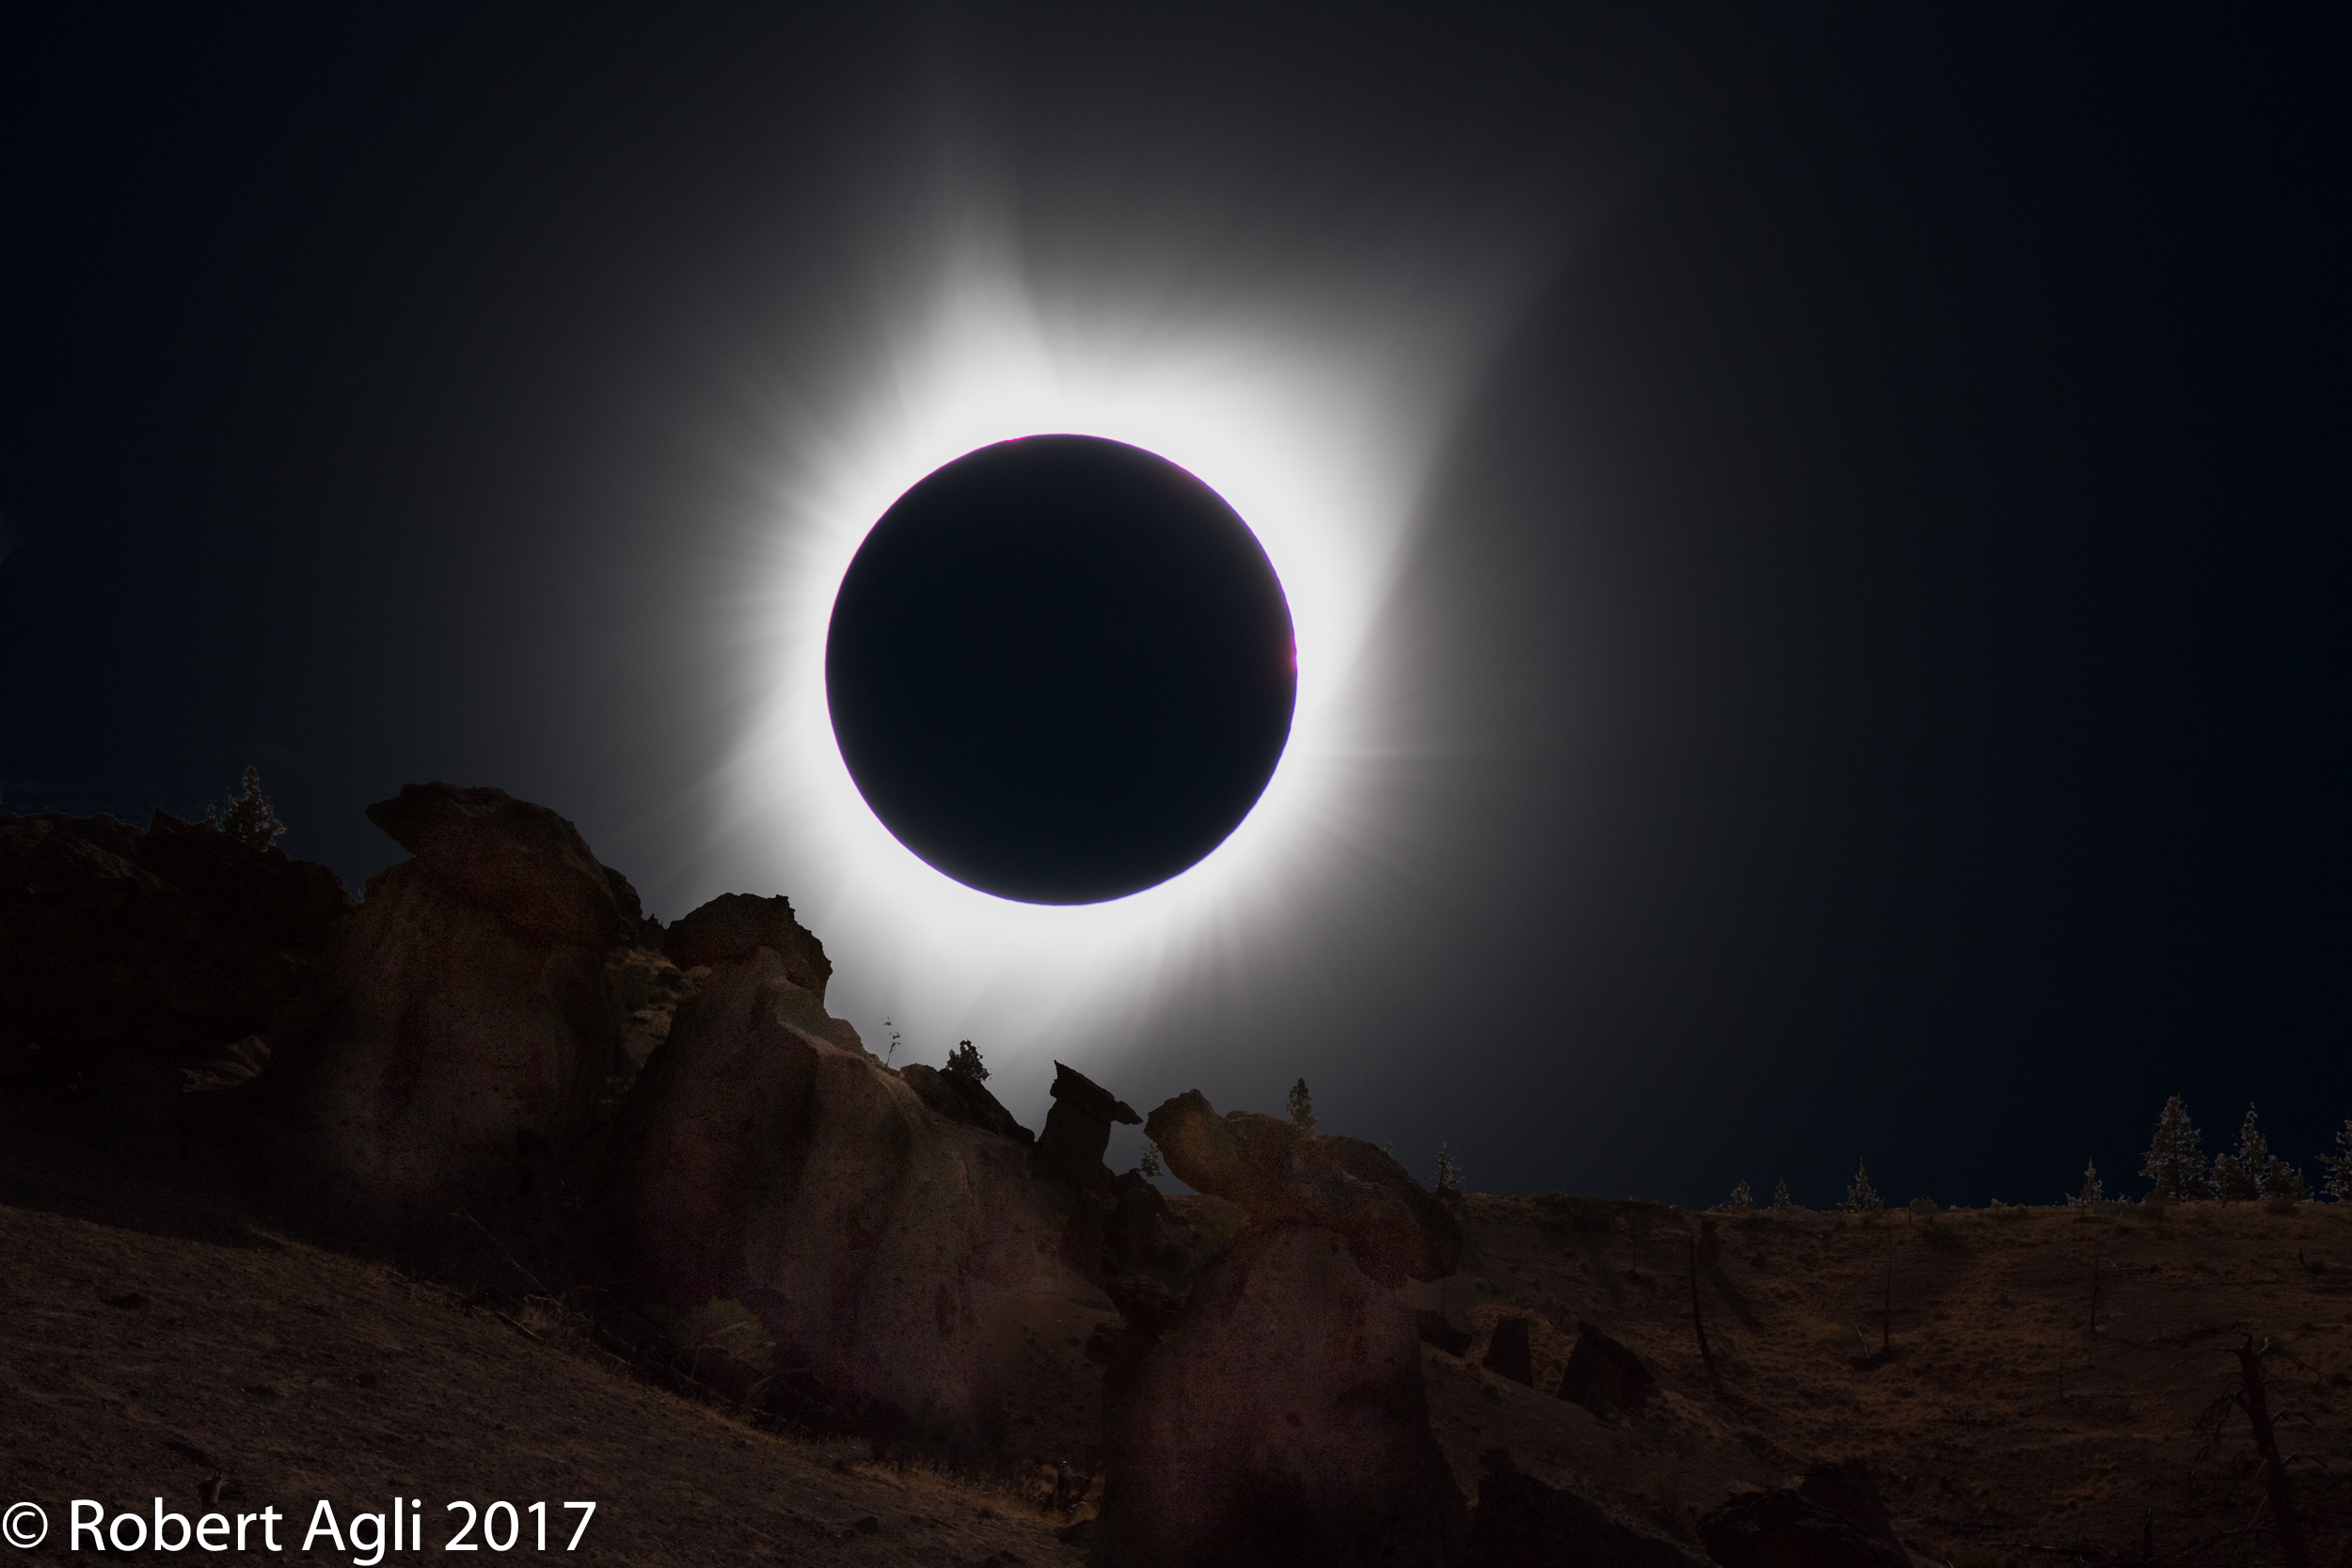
5, 7, 2346, 1209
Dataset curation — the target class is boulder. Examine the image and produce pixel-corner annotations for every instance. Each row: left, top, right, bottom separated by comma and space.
899, 1061, 1033, 1145
1557, 1320, 1655, 1418
661, 891, 831, 996
1483, 1315, 1534, 1386
1141, 1092, 1296, 1201
262, 853, 624, 1242
0, 810, 353, 1073
1466, 1449, 1712, 1568
365, 783, 628, 950
1693, 1488, 1910, 1568
1090, 1224, 1468, 1568
598, 944, 1071, 1448
1143, 1091, 1460, 1286
1033, 1061, 1140, 1189
1416, 1309, 1472, 1357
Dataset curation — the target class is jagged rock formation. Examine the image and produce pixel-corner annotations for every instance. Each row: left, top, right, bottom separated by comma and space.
261, 784, 629, 1240
1091, 1090, 1467, 1568
1141, 1089, 1462, 1285
898, 1060, 1034, 1144
1034, 1060, 1141, 1187
599, 905, 1076, 1449
1465, 1449, 1711, 1567
363, 783, 635, 950
661, 891, 830, 990
1028, 1061, 1146, 1283
0, 809, 352, 1078
1096, 1224, 1468, 1568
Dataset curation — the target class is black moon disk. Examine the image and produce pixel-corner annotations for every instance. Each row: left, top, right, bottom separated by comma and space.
825, 435, 1297, 905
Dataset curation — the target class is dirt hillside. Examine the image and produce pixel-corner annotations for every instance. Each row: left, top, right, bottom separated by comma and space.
0, 1101, 1089, 1566
1413, 1193, 2352, 1565
6, 1092, 2347, 1566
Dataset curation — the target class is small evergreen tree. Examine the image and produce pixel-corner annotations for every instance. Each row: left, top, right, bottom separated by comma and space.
2262, 1157, 2310, 1204
943, 1039, 987, 1085
219, 765, 287, 851
1841, 1159, 1883, 1213
1771, 1179, 1797, 1212
2211, 1104, 2269, 1204
1286, 1077, 1317, 1134
882, 1017, 900, 1069
1433, 1141, 1465, 1201
1726, 1179, 1754, 1212
2069, 1158, 2103, 1207
2139, 1094, 2214, 1201
2320, 1120, 2352, 1203
1137, 1139, 1164, 1180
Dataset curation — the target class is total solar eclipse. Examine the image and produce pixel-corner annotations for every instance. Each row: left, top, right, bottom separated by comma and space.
825, 436, 1296, 905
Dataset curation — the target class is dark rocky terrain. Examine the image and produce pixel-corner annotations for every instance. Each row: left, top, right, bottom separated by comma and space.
5, 786, 2346, 1566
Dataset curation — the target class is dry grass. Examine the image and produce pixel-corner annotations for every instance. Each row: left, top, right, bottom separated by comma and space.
1412, 1194, 2352, 1563
0, 1095, 1087, 1567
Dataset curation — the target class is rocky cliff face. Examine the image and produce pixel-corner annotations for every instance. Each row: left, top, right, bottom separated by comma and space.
261, 784, 629, 1243
0, 809, 352, 1078
1090, 1091, 1470, 1567
597, 925, 1087, 1450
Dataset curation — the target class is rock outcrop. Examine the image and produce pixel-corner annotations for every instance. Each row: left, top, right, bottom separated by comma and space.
1142, 1090, 1462, 1286
599, 917, 1076, 1449
1557, 1320, 1656, 1418
661, 891, 830, 993
0, 809, 352, 1078
262, 785, 628, 1242
1694, 1487, 1911, 1568
1482, 1315, 1534, 1386
1033, 1061, 1140, 1188
1093, 1224, 1468, 1568
1466, 1449, 1712, 1568
1091, 1091, 1468, 1567
899, 1062, 1033, 1145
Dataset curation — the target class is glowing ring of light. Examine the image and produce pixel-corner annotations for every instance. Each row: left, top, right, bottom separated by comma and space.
709, 248, 1507, 1081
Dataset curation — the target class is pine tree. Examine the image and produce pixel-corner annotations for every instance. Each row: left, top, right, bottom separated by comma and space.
2211, 1104, 2269, 1204
2321, 1120, 2352, 1203
1434, 1141, 1465, 1201
218, 765, 287, 851
2261, 1156, 2309, 1204
1726, 1179, 1754, 1212
1841, 1159, 1883, 1213
2069, 1158, 2103, 1207
2139, 1094, 2214, 1201
1286, 1077, 1317, 1134
2243, 1104, 2308, 1203
944, 1040, 987, 1085
1771, 1180, 1796, 1212
1137, 1140, 1164, 1180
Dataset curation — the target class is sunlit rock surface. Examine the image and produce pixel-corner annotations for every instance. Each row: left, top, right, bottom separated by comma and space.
600, 931, 1080, 1449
